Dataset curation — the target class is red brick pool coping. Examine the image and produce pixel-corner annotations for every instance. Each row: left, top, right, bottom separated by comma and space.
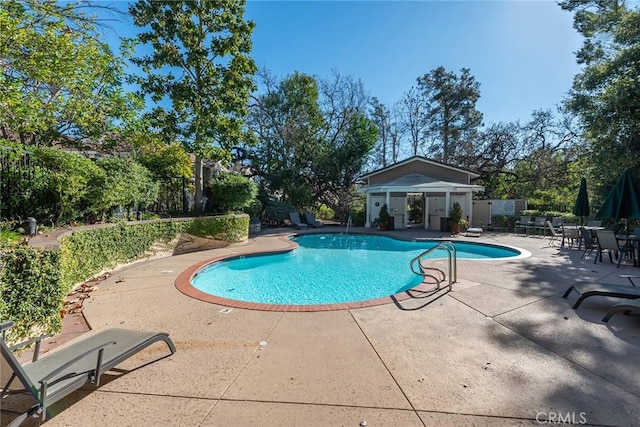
174, 234, 443, 312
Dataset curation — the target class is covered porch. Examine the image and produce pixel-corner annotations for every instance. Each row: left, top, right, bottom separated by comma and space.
357, 157, 484, 230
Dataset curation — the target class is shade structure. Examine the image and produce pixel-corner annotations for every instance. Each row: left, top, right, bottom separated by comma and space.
595, 169, 640, 220
572, 177, 590, 222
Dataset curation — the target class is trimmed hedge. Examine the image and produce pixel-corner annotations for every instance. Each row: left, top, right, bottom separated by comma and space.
491, 212, 579, 231
60, 220, 188, 291
0, 215, 248, 343
0, 247, 64, 340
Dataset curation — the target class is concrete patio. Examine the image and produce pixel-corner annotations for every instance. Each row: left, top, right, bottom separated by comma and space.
2, 227, 640, 426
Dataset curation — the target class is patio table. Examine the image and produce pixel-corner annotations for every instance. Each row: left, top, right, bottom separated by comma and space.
616, 234, 640, 267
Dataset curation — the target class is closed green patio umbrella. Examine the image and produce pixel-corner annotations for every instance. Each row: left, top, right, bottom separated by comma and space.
573, 177, 590, 225
595, 168, 640, 225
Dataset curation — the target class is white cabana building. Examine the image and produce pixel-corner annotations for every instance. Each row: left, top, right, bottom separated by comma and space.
358, 156, 484, 230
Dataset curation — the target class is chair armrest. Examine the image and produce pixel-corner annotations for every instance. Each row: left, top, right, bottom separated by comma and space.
619, 275, 640, 287
0, 320, 15, 332
1, 321, 53, 362
10, 334, 54, 362
39, 341, 116, 385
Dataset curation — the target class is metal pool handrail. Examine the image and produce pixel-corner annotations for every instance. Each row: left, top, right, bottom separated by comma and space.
409, 241, 457, 290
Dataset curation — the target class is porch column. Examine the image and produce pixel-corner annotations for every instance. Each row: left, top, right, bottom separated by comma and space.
466, 191, 473, 224
365, 193, 371, 227
423, 193, 428, 230
385, 191, 390, 210
445, 191, 451, 218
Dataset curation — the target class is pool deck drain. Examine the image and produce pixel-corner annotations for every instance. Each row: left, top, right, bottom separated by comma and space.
5, 226, 640, 426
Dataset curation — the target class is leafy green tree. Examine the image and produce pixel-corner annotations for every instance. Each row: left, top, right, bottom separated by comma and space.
560, 0, 640, 187
0, 0, 134, 145
95, 157, 159, 219
31, 147, 106, 225
247, 70, 325, 208
208, 172, 257, 213
478, 109, 581, 205
127, 0, 257, 212
417, 66, 483, 164
247, 70, 376, 219
123, 122, 193, 180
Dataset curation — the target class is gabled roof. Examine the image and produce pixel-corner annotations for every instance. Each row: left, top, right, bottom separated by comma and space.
357, 173, 484, 194
361, 156, 481, 179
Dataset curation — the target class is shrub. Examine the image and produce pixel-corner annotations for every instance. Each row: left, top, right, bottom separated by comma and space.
375, 204, 391, 225
491, 215, 516, 230
1, 215, 248, 342
33, 147, 108, 225
95, 157, 159, 219
448, 202, 463, 225
317, 204, 335, 220
349, 209, 365, 226
263, 200, 296, 224
209, 172, 258, 214
0, 246, 63, 341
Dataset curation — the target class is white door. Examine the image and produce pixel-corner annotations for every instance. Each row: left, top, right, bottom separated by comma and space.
370, 196, 386, 224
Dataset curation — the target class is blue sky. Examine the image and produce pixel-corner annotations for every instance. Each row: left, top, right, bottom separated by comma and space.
101, 1, 583, 127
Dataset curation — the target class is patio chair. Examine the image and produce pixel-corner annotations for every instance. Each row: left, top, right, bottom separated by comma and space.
579, 227, 599, 260
545, 221, 564, 247
288, 212, 308, 229
602, 299, 640, 322
514, 216, 532, 234
532, 217, 547, 236
304, 212, 324, 228
1, 321, 175, 425
594, 229, 635, 268
562, 281, 640, 309
563, 226, 580, 249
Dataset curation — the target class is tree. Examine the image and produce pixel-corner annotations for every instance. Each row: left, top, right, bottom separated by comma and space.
0, 0, 134, 145
313, 71, 375, 220
398, 87, 427, 157
416, 67, 483, 164
369, 97, 402, 168
511, 110, 581, 206
246, 70, 376, 219
208, 172, 257, 214
246, 70, 325, 208
314, 113, 378, 221
96, 157, 159, 219
128, 0, 257, 211
31, 147, 106, 225
560, 0, 640, 185
369, 97, 391, 167
467, 122, 521, 199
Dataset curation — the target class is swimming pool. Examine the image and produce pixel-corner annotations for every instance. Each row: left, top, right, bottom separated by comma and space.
185, 233, 527, 309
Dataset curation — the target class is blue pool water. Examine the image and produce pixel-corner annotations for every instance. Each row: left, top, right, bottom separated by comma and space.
191, 234, 523, 306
